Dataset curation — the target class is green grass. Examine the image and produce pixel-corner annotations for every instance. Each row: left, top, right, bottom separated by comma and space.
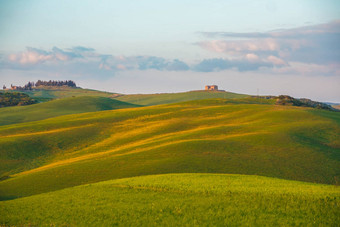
4, 86, 115, 102
0, 96, 339, 225
4, 87, 247, 106
115, 90, 248, 105
0, 96, 140, 126
173, 97, 276, 106
1, 173, 339, 226
0, 99, 339, 200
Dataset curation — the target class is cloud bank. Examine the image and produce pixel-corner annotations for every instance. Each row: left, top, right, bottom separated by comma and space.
2, 46, 193, 77
196, 20, 340, 75
2, 21, 339, 77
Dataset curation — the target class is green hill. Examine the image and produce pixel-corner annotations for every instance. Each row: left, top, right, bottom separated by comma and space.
5, 86, 115, 102
1, 174, 339, 226
4, 87, 247, 106
0, 99, 339, 200
115, 90, 248, 105
0, 96, 140, 126
4, 87, 250, 108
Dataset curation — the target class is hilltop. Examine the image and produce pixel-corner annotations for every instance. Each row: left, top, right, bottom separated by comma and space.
115, 90, 248, 105
4, 86, 247, 104
3, 85, 115, 102
4, 84, 337, 112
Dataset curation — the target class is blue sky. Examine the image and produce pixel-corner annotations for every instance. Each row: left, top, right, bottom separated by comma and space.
1, 0, 340, 101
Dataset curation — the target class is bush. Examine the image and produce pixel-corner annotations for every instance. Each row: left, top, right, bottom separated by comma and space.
0, 92, 37, 108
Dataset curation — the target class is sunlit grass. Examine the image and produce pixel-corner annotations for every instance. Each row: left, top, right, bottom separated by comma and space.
1, 174, 339, 226
115, 90, 248, 105
5, 86, 114, 101
0, 96, 139, 126
0, 99, 339, 200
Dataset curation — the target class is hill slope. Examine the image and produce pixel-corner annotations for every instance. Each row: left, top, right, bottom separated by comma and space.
1, 174, 339, 226
5, 86, 115, 102
0, 99, 339, 199
0, 96, 140, 126
115, 90, 248, 105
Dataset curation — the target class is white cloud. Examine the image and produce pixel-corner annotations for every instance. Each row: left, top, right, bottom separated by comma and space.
267, 56, 287, 66
7, 47, 80, 65
245, 53, 260, 62
198, 39, 280, 53
197, 20, 340, 68
9, 50, 53, 64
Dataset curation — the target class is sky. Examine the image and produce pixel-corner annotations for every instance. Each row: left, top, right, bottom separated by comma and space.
0, 0, 339, 102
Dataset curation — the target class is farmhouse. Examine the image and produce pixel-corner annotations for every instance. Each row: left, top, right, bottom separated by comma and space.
205, 85, 218, 91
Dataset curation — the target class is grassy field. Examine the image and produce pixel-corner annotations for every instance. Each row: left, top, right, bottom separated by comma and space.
0, 92, 339, 225
0, 98, 339, 200
0, 96, 139, 126
1, 173, 339, 226
0, 89, 247, 126
3, 86, 115, 102
3, 87, 247, 106
115, 90, 248, 105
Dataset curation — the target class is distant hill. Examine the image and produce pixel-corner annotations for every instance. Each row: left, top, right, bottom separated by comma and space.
0, 99, 339, 200
4, 86, 115, 102
115, 90, 248, 105
3, 87, 247, 104
273, 95, 337, 111
0, 96, 139, 126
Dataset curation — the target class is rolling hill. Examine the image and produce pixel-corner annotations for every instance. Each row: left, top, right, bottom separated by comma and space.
1, 173, 339, 226
4, 86, 115, 102
0, 96, 140, 126
4, 87, 247, 106
0, 98, 339, 200
114, 90, 248, 105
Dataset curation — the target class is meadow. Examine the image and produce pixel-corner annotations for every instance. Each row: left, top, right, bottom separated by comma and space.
0, 96, 139, 126
0, 97, 339, 201
4, 86, 115, 102
115, 90, 248, 105
1, 173, 339, 226
0, 90, 249, 126
4, 86, 248, 105
0, 89, 339, 225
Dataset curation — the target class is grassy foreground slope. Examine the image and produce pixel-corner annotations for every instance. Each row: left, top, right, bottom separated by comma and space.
115, 90, 248, 105
1, 174, 339, 226
0, 99, 339, 199
0, 96, 139, 126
